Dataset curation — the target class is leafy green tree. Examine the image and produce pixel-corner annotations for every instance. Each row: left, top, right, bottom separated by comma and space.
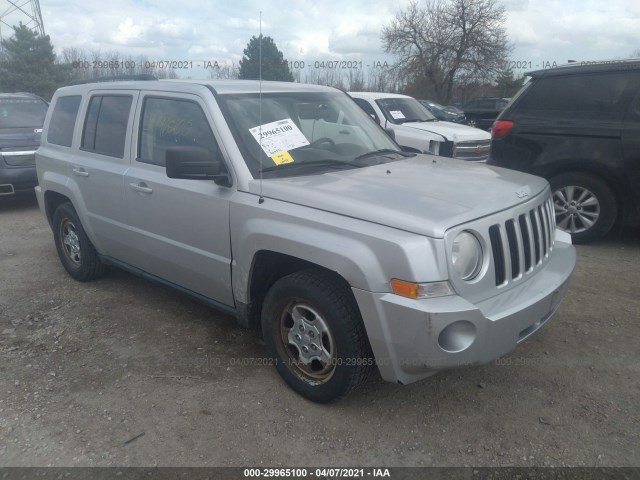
239, 35, 293, 81
0, 23, 71, 100
495, 67, 525, 98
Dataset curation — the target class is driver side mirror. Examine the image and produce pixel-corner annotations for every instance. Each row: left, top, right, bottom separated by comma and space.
166, 146, 231, 186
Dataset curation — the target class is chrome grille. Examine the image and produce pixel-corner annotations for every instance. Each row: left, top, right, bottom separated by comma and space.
490, 197, 555, 286
452, 140, 491, 162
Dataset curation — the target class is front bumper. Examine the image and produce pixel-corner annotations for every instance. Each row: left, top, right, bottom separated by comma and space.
352, 235, 576, 385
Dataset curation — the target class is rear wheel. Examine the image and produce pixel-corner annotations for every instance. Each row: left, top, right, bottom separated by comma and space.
53, 202, 105, 281
261, 269, 372, 403
550, 172, 617, 244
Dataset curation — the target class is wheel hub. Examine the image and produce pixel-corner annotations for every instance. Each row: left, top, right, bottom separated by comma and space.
289, 317, 323, 365
62, 222, 82, 264
553, 186, 600, 234
280, 303, 336, 383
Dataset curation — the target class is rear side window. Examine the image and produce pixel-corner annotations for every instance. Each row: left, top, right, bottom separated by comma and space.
138, 97, 219, 167
81, 95, 132, 158
517, 72, 638, 113
47, 95, 81, 147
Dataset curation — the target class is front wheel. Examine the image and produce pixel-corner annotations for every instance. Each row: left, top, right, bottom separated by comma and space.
550, 172, 617, 244
261, 269, 372, 403
52, 202, 106, 281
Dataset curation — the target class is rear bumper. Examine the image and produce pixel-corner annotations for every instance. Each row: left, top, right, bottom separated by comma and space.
353, 236, 576, 385
0, 165, 37, 195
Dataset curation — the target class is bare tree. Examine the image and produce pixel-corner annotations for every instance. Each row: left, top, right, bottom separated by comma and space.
382, 0, 511, 103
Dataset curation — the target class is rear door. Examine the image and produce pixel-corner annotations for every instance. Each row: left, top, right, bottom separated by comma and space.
70, 91, 138, 259
124, 93, 234, 306
622, 83, 640, 218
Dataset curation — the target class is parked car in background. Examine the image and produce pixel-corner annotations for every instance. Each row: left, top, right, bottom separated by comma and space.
418, 99, 466, 123
488, 59, 640, 243
350, 92, 491, 162
0, 92, 48, 196
462, 97, 509, 130
35, 78, 575, 402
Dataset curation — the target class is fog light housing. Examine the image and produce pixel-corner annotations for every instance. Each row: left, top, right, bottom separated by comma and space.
438, 320, 476, 353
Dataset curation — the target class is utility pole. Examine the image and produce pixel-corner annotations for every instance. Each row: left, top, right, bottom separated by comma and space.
0, 0, 45, 41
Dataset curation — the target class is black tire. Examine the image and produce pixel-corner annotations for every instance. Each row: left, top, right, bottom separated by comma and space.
261, 269, 372, 403
549, 172, 617, 244
52, 202, 106, 281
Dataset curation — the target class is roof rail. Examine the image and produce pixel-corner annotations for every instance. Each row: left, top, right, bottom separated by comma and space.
68, 74, 158, 86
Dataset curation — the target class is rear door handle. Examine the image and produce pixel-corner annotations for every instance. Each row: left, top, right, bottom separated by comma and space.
129, 182, 153, 194
72, 167, 89, 177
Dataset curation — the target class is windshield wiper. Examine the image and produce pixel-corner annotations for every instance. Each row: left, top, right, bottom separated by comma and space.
353, 149, 413, 162
261, 158, 364, 173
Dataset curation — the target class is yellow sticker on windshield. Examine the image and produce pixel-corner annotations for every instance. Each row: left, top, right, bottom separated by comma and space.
271, 151, 294, 165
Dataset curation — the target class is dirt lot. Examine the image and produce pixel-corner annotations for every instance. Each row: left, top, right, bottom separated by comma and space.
0, 194, 638, 468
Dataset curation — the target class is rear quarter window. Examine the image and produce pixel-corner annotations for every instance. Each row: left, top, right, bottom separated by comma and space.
47, 95, 82, 147
517, 72, 640, 113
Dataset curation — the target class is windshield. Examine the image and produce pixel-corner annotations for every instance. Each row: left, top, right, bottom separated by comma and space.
376, 97, 436, 124
0, 98, 48, 129
218, 90, 405, 178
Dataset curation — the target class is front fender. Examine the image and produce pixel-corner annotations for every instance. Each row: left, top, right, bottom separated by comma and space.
229, 194, 448, 304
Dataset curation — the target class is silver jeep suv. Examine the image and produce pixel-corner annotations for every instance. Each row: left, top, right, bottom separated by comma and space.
35, 79, 576, 402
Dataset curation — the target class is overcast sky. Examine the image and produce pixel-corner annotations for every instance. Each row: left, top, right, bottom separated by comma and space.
2, 0, 638, 77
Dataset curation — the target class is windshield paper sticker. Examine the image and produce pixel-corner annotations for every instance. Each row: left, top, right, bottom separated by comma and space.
271, 151, 294, 165
389, 110, 405, 120
249, 118, 309, 157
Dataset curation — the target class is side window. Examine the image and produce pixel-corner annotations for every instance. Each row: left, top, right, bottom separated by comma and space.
353, 98, 379, 122
518, 72, 639, 113
138, 97, 220, 167
47, 95, 81, 147
81, 95, 132, 158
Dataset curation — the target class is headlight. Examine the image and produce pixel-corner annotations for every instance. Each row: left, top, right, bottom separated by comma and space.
451, 231, 482, 281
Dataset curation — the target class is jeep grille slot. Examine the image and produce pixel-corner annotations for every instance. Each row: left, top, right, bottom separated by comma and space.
505, 220, 520, 279
489, 197, 555, 286
518, 214, 532, 271
489, 225, 506, 285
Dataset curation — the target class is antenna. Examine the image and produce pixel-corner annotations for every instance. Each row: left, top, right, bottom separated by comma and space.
258, 11, 265, 205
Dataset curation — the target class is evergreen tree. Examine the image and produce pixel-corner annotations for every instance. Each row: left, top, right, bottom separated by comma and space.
495, 67, 525, 98
239, 35, 293, 82
0, 24, 71, 100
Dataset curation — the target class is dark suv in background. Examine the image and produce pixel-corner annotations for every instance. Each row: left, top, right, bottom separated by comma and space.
489, 60, 640, 243
462, 97, 509, 130
0, 93, 48, 197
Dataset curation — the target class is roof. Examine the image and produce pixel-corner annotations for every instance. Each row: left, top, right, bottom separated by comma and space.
56, 79, 339, 95
526, 58, 640, 78
0, 92, 48, 104
348, 91, 412, 100
0, 92, 45, 100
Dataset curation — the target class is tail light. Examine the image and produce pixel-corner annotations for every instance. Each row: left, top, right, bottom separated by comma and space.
491, 120, 514, 139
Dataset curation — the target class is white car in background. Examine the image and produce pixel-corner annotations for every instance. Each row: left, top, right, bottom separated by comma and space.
349, 92, 491, 162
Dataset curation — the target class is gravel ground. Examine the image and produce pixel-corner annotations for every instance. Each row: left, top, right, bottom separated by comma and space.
0, 194, 638, 467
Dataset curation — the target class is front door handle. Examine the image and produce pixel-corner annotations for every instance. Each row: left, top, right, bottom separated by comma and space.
129, 182, 153, 194
72, 167, 89, 177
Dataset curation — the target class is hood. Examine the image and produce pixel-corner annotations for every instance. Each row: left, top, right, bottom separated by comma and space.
400, 120, 490, 142
251, 156, 549, 238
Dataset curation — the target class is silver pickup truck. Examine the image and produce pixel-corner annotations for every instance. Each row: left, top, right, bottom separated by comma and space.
35, 79, 576, 402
